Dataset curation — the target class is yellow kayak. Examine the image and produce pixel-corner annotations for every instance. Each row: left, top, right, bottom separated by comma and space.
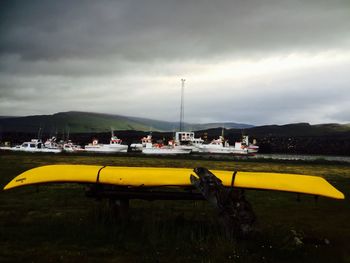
3, 165, 345, 199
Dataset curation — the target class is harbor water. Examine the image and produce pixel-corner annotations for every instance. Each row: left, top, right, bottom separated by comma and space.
252, 153, 350, 163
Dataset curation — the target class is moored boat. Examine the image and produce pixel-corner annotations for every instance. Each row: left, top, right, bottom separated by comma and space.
199, 135, 259, 155
7, 139, 62, 153
137, 134, 191, 155
130, 134, 152, 152
44, 137, 62, 152
142, 142, 191, 155
198, 136, 233, 154
84, 134, 128, 153
173, 131, 204, 152
62, 140, 84, 152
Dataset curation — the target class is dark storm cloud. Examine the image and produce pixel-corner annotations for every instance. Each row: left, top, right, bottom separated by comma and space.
0, 0, 350, 124
1, 0, 349, 65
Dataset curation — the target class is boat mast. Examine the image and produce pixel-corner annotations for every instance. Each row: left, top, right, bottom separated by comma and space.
66, 126, 70, 141
37, 127, 42, 140
179, 78, 185, 131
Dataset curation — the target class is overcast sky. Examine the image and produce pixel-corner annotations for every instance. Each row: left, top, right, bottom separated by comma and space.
0, 0, 349, 125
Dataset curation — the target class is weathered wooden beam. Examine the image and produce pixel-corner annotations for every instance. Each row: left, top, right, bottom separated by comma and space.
85, 185, 204, 200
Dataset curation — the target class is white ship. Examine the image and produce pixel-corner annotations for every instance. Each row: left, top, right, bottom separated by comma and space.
235, 135, 259, 155
7, 139, 62, 153
198, 136, 233, 154
142, 142, 191, 155
199, 135, 259, 155
130, 134, 152, 152
84, 135, 128, 153
62, 140, 84, 153
173, 131, 204, 152
134, 134, 191, 155
43, 137, 62, 152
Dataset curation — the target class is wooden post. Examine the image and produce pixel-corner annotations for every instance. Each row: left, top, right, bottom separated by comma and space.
109, 198, 129, 221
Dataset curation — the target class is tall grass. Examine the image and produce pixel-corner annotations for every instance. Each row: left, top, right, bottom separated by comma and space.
0, 152, 349, 262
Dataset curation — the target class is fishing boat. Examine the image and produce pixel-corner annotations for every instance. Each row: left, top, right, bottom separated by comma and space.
84, 134, 128, 153
198, 136, 233, 154
62, 140, 84, 153
8, 139, 62, 153
130, 134, 152, 152
136, 134, 191, 155
173, 131, 204, 152
199, 135, 259, 155
233, 135, 259, 155
43, 137, 62, 152
142, 142, 191, 155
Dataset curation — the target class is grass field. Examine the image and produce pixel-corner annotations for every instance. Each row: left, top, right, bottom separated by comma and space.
0, 152, 349, 262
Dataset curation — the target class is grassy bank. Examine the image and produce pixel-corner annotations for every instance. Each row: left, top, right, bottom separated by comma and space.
0, 153, 349, 262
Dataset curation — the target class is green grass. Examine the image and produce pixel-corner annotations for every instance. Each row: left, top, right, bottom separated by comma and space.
0, 153, 350, 262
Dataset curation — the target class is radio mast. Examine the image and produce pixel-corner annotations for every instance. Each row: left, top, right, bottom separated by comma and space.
179, 79, 185, 131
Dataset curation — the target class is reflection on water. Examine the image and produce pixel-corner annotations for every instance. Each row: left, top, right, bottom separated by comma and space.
253, 154, 350, 163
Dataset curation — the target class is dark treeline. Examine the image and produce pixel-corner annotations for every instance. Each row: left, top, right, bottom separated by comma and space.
1, 128, 350, 156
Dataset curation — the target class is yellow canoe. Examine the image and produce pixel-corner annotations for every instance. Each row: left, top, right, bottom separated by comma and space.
3, 165, 345, 199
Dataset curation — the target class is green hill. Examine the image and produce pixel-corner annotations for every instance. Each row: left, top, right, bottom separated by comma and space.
1, 113, 350, 155
2, 111, 348, 137
0, 112, 153, 133
247, 123, 350, 137
0, 111, 253, 133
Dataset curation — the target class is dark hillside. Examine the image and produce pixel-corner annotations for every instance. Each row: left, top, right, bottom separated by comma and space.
0, 111, 253, 133
0, 112, 152, 133
1, 115, 350, 155
2, 123, 350, 156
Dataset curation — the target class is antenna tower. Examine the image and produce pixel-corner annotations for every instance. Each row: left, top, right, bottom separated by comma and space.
179, 78, 185, 131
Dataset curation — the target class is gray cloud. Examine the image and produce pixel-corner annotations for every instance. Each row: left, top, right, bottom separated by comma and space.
1, 0, 349, 63
0, 0, 350, 124
182, 60, 350, 125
